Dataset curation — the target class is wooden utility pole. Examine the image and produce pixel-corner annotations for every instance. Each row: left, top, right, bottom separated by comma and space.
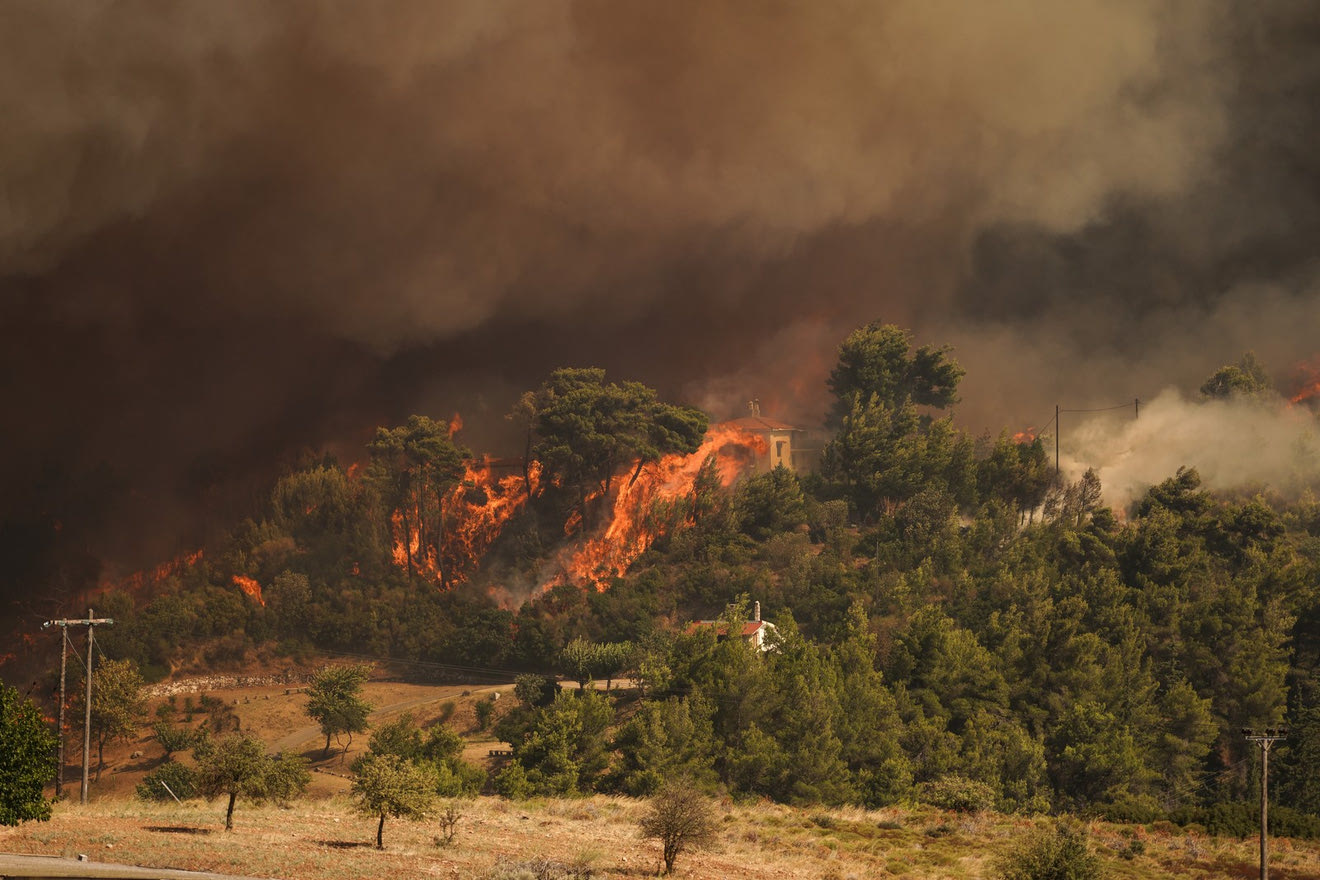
1055, 404, 1060, 478
1243, 728, 1288, 880
44, 610, 113, 805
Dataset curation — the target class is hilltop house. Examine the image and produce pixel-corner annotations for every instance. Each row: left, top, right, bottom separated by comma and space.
686, 601, 778, 652
725, 402, 818, 474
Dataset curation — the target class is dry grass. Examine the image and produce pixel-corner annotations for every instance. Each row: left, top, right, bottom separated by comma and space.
4, 796, 1320, 880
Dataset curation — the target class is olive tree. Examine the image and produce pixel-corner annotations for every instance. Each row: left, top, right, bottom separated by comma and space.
351, 753, 437, 849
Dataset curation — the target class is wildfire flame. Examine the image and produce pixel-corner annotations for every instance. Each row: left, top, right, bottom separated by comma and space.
448, 412, 464, 439
96, 549, 204, 599
390, 457, 540, 586
544, 422, 768, 591
386, 421, 770, 596
232, 574, 264, 606
1013, 427, 1038, 444
1289, 358, 1320, 407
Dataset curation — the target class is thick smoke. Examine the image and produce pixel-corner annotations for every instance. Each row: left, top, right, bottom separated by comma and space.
2, 2, 1319, 606
1064, 390, 1320, 508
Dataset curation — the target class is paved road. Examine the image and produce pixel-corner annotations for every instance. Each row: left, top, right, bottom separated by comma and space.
0, 852, 265, 879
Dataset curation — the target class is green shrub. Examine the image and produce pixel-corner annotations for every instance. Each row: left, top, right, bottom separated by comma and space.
1168, 802, 1320, 840
1095, 791, 1163, 824
919, 776, 997, 813
475, 696, 497, 731
136, 761, 198, 802
995, 824, 1102, 880
495, 762, 532, 800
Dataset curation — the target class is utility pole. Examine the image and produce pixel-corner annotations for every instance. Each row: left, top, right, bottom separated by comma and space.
1055, 404, 1060, 478
1134, 397, 1140, 420
1243, 727, 1288, 880
43, 610, 113, 805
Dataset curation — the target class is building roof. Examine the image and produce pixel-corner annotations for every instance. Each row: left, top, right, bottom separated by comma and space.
686, 620, 773, 638
726, 415, 799, 432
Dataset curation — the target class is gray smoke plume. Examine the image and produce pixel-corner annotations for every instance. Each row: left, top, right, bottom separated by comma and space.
2, 1, 1318, 597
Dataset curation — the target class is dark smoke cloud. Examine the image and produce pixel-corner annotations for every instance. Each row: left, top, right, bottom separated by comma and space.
3, 2, 1318, 609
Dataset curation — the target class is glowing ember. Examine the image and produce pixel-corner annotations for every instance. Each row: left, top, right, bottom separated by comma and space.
545, 422, 768, 590
233, 574, 264, 606
1289, 358, 1320, 407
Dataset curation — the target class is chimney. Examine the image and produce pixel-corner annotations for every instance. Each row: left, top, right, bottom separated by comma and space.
753, 601, 761, 622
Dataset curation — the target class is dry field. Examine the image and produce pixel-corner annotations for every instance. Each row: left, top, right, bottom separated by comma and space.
5, 795, 1320, 880
8, 674, 1320, 879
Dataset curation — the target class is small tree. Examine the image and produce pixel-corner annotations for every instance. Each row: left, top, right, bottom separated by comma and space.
996, 824, 1103, 880
75, 658, 145, 780
152, 720, 197, 758
351, 753, 438, 849
305, 664, 373, 757
0, 685, 56, 825
638, 779, 720, 875
194, 732, 309, 831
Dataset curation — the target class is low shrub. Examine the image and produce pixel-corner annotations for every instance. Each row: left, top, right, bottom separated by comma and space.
995, 823, 1102, 880
136, 760, 198, 802
919, 776, 997, 813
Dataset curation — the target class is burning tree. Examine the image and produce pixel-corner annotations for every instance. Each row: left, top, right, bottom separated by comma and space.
367, 415, 469, 584
517, 367, 708, 529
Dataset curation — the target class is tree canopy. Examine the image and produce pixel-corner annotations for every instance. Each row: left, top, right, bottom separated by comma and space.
0, 685, 56, 826
305, 664, 373, 757
826, 322, 964, 426
1200, 351, 1274, 400
519, 367, 708, 525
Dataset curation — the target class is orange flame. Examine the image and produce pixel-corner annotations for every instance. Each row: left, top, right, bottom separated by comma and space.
232, 574, 264, 606
544, 422, 768, 590
389, 458, 539, 587
1013, 427, 1038, 444
96, 549, 204, 599
448, 412, 464, 439
1289, 358, 1320, 407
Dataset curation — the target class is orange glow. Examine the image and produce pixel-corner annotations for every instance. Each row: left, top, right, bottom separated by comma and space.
389, 457, 540, 587
1289, 358, 1320, 407
96, 548, 204, 599
448, 412, 464, 438
232, 574, 264, 606
1013, 427, 1038, 444
544, 422, 768, 591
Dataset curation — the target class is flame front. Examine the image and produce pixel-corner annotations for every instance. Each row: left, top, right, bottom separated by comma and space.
1013, 427, 1038, 444
545, 422, 768, 590
390, 457, 539, 586
232, 574, 264, 606
1289, 358, 1320, 406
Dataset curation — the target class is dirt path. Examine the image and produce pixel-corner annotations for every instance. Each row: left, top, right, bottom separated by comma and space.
268, 683, 502, 754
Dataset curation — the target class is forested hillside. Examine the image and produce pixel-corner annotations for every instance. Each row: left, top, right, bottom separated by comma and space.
63, 325, 1320, 826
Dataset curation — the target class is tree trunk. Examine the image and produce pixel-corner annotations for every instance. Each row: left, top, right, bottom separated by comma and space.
324, 731, 332, 758
225, 792, 236, 831
376, 814, 385, 849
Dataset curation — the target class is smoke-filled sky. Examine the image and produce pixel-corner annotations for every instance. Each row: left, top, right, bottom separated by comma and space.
4, 2, 1320, 602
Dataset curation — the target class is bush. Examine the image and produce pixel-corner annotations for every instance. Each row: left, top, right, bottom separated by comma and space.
1168, 802, 1320, 840
136, 761, 198, 802
639, 779, 719, 875
995, 824, 1102, 880
476, 696, 497, 731
919, 776, 997, 813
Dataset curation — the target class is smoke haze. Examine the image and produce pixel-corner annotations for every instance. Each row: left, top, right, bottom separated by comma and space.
3, 2, 1320, 604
